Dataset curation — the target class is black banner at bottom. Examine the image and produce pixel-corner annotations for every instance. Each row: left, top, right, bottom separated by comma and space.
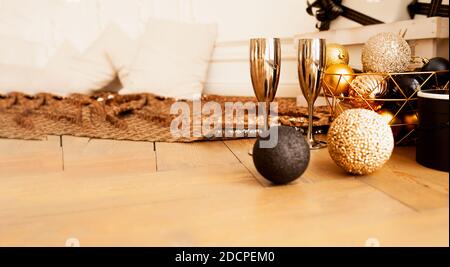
0, 247, 447, 265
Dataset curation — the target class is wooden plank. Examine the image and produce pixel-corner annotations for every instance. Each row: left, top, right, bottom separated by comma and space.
62, 136, 156, 174
155, 141, 240, 172
0, 139, 447, 246
224, 139, 352, 186
0, 163, 257, 225
0, 136, 62, 177
302, 147, 355, 183
360, 147, 449, 211
0, 175, 426, 246
387, 146, 448, 195
225, 140, 449, 212
187, 206, 448, 247
224, 139, 278, 187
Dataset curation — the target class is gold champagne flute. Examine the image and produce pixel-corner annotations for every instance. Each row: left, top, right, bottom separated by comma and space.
297, 38, 326, 149
250, 38, 281, 132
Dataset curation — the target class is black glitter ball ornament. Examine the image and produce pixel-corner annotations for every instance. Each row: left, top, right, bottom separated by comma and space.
421, 57, 450, 87
388, 75, 422, 111
252, 126, 310, 185
389, 75, 422, 98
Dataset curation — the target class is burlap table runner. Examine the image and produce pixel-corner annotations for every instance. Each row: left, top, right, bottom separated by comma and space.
0, 92, 331, 142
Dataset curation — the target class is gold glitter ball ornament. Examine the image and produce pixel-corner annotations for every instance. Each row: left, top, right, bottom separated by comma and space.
362, 32, 411, 73
327, 109, 394, 175
348, 74, 388, 111
326, 43, 349, 67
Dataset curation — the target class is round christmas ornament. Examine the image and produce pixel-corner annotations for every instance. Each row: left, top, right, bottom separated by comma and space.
327, 109, 394, 175
421, 57, 450, 87
252, 125, 310, 185
323, 63, 355, 96
361, 32, 411, 73
348, 74, 387, 111
389, 75, 422, 98
378, 108, 402, 138
326, 43, 349, 67
403, 112, 419, 132
387, 75, 422, 111
422, 57, 450, 72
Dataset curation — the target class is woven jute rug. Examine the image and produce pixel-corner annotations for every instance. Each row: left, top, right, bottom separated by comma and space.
0, 92, 331, 142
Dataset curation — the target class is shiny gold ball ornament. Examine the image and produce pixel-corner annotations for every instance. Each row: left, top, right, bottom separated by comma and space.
362, 32, 411, 73
403, 112, 419, 132
378, 109, 401, 125
348, 74, 388, 111
323, 64, 355, 96
378, 109, 402, 138
327, 109, 394, 175
326, 43, 349, 67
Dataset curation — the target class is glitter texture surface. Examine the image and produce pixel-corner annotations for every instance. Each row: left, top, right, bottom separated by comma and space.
327, 109, 394, 175
362, 32, 411, 73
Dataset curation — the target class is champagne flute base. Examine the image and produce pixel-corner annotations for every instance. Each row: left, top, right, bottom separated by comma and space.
307, 140, 327, 150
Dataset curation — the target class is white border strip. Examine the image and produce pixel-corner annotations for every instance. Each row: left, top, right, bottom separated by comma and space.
418, 90, 449, 100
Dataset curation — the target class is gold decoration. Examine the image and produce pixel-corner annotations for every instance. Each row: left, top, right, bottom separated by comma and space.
323, 71, 449, 145
362, 32, 411, 73
327, 109, 394, 175
403, 113, 419, 132
323, 64, 355, 96
378, 109, 401, 125
378, 109, 402, 138
326, 43, 349, 67
348, 74, 387, 111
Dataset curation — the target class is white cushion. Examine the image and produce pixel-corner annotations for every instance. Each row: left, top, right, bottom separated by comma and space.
104, 24, 140, 84
34, 41, 80, 96
120, 19, 217, 99
0, 24, 131, 96
0, 34, 47, 68
0, 64, 42, 95
67, 25, 117, 93
37, 25, 119, 96
45, 41, 80, 70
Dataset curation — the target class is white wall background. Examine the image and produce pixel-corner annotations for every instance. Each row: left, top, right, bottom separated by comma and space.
0, 0, 428, 96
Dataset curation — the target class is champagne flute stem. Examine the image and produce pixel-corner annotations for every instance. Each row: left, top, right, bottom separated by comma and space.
265, 100, 270, 132
307, 101, 314, 144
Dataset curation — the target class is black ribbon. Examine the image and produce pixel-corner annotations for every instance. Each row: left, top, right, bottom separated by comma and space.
408, 0, 449, 19
306, 0, 383, 31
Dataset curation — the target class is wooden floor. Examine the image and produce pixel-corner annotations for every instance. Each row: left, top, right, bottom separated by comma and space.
0, 136, 448, 247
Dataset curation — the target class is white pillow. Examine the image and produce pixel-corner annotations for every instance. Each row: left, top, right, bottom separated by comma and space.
0, 24, 130, 96
45, 41, 80, 70
120, 19, 217, 99
0, 34, 47, 68
37, 25, 119, 96
104, 24, 140, 84
0, 35, 47, 95
67, 26, 117, 94
0, 64, 42, 95
32, 41, 80, 96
